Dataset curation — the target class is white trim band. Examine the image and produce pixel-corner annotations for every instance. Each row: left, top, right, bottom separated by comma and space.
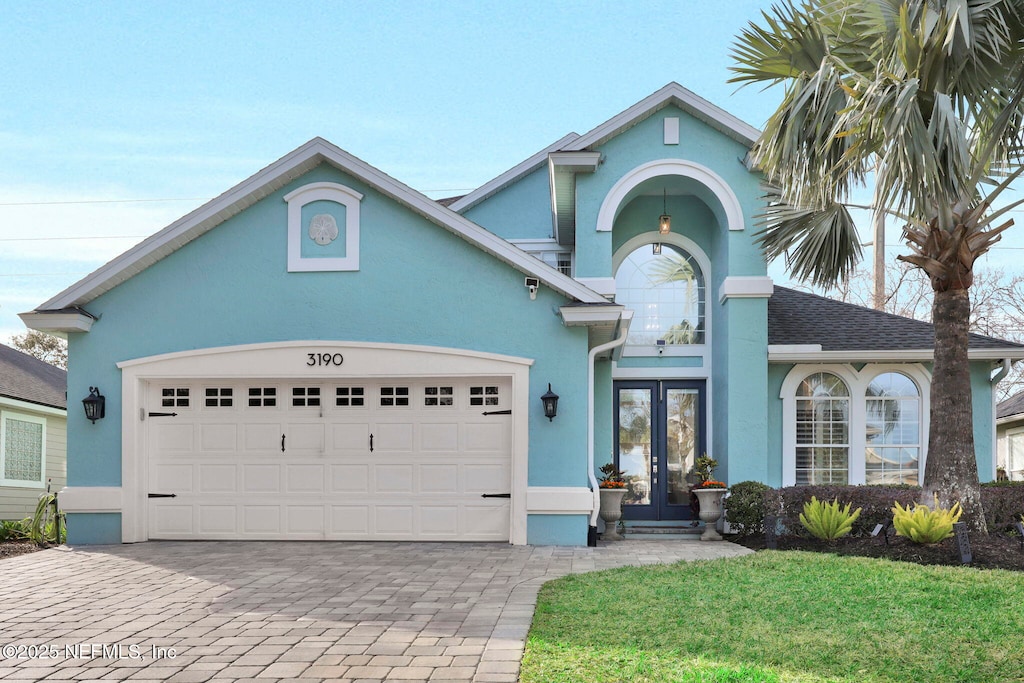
59, 487, 123, 513
719, 276, 774, 302
526, 487, 594, 514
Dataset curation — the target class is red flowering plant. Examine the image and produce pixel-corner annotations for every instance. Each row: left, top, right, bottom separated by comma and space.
598, 463, 627, 489
690, 455, 725, 490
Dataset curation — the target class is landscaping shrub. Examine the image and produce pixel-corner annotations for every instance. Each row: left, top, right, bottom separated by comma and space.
981, 481, 1024, 533
892, 497, 962, 544
768, 485, 920, 536
726, 480, 771, 536
0, 519, 29, 542
800, 496, 861, 541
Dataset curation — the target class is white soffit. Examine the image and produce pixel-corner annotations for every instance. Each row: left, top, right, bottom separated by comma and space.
564, 82, 761, 152
18, 310, 94, 335
449, 133, 581, 213
33, 138, 608, 312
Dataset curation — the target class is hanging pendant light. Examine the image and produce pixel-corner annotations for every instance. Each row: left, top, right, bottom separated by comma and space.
659, 187, 671, 235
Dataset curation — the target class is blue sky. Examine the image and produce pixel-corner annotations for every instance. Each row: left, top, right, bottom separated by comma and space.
2, 1, 1021, 343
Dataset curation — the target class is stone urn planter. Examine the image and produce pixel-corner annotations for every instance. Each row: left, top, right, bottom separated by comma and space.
598, 488, 627, 540
693, 488, 727, 541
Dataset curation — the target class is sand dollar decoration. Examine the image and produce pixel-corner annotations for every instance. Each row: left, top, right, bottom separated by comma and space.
308, 213, 339, 246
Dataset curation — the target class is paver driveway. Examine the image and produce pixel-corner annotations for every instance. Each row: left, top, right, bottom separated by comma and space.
0, 540, 751, 682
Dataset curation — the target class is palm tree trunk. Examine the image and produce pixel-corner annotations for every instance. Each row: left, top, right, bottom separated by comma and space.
923, 287, 987, 534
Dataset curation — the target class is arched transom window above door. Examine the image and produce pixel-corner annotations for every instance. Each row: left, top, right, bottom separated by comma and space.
614, 243, 706, 349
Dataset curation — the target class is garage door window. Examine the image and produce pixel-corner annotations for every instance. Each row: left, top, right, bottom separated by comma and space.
205, 388, 233, 407
470, 386, 500, 406
424, 386, 454, 407
162, 388, 190, 408
381, 387, 410, 406
336, 387, 365, 407
292, 387, 321, 407
248, 387, 277, 407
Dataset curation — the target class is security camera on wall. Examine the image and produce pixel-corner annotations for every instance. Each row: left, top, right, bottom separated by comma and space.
525, 277, 539, 300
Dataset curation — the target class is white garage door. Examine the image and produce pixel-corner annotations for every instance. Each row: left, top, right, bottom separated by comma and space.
146, 377, 512, 541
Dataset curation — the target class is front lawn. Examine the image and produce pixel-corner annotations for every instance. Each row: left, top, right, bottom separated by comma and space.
521, 551, 1024, 683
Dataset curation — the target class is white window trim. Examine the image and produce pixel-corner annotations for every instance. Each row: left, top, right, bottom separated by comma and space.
780, 364, 931, 487
612, 231, 712, 359
1004, 426, 1024, 481
284, 181, 363, 272
0, 410, 47, 489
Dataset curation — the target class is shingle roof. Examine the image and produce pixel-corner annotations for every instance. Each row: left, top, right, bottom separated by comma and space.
0, 344, 67, 409
768, 286, 1024, 352
998, 392, 1024, 420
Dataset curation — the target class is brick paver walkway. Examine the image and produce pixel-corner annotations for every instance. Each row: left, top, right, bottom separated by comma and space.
0, 540, 751, 682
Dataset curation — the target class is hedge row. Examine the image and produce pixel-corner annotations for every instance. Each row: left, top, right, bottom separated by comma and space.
725, 481, 1024, 537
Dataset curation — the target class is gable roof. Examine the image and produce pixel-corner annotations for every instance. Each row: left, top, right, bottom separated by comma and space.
25, 138, 607, 322
768, 286, 1024, 360
0, 344, 67, 410
448, 133, 580, 213
563, 82, 761, 152
998, 392, 1024, 421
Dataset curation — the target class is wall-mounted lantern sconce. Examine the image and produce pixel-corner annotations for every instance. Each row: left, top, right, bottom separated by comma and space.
82, 387, 105, 423
541, 383, 559, 421
659, 188, 671, 235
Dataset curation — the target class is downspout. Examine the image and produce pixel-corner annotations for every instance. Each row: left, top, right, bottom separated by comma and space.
588, 312, 632, 536
991, 359, 1011, 481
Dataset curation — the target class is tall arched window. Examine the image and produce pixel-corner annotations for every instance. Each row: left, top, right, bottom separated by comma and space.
865, 372, 921, 485
796, 372, 850, 485
614, 244, 705, 347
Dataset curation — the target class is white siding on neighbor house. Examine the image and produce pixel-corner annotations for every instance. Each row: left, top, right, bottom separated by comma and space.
0, 411, 66, 520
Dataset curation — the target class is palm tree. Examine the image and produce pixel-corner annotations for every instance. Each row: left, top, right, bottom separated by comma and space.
732, 0, 1024, 532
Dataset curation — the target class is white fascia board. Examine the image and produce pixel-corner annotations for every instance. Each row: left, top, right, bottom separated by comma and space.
768, 348, 1024, 362
548, 151, 601, 173
449, 133, 581, 213
719, 276, 774, 303
997, 415, 1024, 426
559, 304, 625, 327
564, 82, 761, 152
0, 396, 66, 417
35, 137, 608, 312
18, 310, 94, 335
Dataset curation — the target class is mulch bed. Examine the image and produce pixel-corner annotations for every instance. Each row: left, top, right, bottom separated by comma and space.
0, 541, 45, 560
734, 531, 1024, 571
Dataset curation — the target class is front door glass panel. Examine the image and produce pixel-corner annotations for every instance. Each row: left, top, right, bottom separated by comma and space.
615, 381, 705, 521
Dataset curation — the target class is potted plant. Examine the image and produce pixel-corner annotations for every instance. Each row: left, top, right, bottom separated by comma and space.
598, 463, 628, 541
690, 454, 726, 541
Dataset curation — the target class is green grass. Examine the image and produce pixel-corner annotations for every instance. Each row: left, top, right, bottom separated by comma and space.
520, 551, 1024, 683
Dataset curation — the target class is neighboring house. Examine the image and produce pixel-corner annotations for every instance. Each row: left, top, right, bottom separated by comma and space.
21, 83, 1024, 546
996, 392, 1024, 481
0, 343, 67, 520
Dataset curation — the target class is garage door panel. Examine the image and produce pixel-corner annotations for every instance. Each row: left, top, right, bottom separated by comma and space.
330, 464, 370, 493
243, 464, 282, 493
148, 377, 512, 541
329, 505, 370, 536
199, 423, 237, 451
374, 464, 414, 493
421, 423, 459, 452
420, 464, 459, 493
197, 464, 237, 493
286, 506, 325, 534
243, 506, 281, 534
198, 505, 236, 534
463, 464, 510, 493
375, 505, 414, 535
152, 463, 193, 493
155, 423, 195, 453
244, 423, 283, 452
464, 423, 507, 452
285, 464, 326, 493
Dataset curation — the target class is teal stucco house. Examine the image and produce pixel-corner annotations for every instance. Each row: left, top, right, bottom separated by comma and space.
22, 84, 1024, 545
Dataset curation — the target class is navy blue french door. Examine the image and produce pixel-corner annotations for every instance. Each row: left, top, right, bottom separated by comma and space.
614, 380, 706, 521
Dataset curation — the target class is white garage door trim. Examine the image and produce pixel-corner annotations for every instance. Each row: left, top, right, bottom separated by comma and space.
118, 341, 534, 544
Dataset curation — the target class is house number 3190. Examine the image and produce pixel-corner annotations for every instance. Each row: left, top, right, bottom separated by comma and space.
307, 353, 344, 366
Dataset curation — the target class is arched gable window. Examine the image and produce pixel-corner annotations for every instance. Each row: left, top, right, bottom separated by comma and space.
795, 372, 850, 485
865, 372, 921, 485
614, 244, 705, 347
